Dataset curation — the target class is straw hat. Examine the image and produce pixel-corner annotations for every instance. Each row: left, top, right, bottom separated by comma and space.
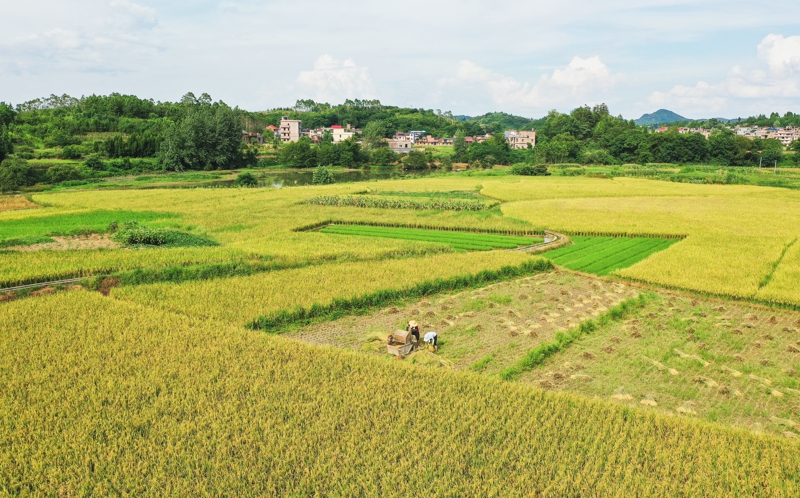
408, 320, 419, 327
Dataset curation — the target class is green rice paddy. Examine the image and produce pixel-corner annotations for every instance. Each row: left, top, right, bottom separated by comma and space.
543, 236, 680, 275
319, 225, 542, 251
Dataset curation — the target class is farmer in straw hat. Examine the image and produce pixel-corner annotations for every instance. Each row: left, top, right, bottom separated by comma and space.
406, 320, 420, 343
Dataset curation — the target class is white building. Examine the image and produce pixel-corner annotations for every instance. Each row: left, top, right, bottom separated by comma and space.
279, 116, 302, 143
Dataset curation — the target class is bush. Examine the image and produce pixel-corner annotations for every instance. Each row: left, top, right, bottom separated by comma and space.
46, 164, 85, 183
84, 155, 106, 171
234, 172, 258, 187
113, 221, 168, 245
371, 147, 398, 166
312, 166, 335, 185
510, 163, 551, 176
60, 146, 83, 160
0, 157, 39, 192
403, 150, 428, 170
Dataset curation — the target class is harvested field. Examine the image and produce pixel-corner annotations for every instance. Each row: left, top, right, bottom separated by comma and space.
0, 195, 37, 212
520, 290, 800, 435
288, 270, 638, 374
5, 234, 121, 251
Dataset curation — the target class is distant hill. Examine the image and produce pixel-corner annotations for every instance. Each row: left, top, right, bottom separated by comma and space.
467, 112, 544, 130
634, 109, 688, 126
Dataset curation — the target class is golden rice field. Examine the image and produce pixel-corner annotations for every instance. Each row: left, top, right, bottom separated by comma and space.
3, 174, 800, 494
112, 251, 534, 324
0, 176, 795, 306
1, 291, 798, 496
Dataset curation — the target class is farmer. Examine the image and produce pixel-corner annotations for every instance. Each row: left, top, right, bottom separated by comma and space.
423, 331, 438, 351
406, 320, 420, 343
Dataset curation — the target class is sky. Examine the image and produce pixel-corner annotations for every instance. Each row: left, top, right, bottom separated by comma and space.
2, 1, 800, 120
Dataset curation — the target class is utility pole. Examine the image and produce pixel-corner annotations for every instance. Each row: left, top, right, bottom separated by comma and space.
775, 160, 778, 174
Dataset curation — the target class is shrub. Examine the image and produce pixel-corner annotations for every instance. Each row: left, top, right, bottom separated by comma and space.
510, 163, 551, 176
112, 221, 168, 245
234, 172, 258, 187
403, 150, 428, 170
312, 166, 335, 185
46, 164, 85, 183
60, 146, 83, 160
83, 155, 106, 171
0, 157, 39, 192
371, 147, 398, 166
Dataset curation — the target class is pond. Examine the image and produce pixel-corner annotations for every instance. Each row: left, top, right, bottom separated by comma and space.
209, 168, 436, 188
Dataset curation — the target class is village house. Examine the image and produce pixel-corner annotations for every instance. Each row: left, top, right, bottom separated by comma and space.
242, 131, 265, 144
330, 124, 356, 143
504, 130, 536, 149
279, 116, 302, 143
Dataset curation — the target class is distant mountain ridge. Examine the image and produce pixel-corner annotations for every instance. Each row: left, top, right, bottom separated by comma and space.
634, 109, 688, 126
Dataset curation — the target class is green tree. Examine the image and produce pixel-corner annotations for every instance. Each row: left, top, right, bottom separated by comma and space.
0, 157, 38, 192
234, 172, 258, 187
453, 130, 468, 162
371, 147, 398, 166
337, 137, 363, 167
279, 137, 317, 168
403, 150, 428, 170
362, 121, 388, 150
440, 154, 453, 171
312, 165, 335, 185
157, 99, 247, 171
46, 163, 85, 183
316, 143, 339, 166
0, 125, 12, 162
789, 139, 800, 166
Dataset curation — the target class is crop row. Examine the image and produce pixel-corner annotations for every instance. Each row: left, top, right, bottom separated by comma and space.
320, 225, 542, 251
2, 291, 798, 495
304, 195, 497, 211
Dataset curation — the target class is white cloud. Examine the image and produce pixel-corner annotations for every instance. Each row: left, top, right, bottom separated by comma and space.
110, 1, 158, 28
295, 55, 375, 103
447, 56, 622, 110
650, 34, 800, 114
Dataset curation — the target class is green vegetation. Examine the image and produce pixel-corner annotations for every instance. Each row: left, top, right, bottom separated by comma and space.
319, 225, 542, 251
111, 221, 217, 248
305, 195, 496, 211
544, 236, 680, 275
0, 210, 173, 247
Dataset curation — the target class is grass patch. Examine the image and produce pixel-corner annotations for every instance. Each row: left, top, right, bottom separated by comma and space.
320, 225, 542, 251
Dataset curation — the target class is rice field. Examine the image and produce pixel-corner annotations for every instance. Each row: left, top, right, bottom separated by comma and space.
319, 224, 542, 251
544, 236, 681, 275
1, 291, 798, 496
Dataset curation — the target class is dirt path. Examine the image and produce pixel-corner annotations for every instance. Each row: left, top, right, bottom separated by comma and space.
7, 234, 121, 251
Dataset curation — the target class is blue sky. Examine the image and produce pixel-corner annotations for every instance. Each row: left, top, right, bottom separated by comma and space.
1, 0, 800, 120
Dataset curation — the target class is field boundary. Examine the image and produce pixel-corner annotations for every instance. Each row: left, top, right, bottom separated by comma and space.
247, 259, 553, 333
293, 219, 546, 236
